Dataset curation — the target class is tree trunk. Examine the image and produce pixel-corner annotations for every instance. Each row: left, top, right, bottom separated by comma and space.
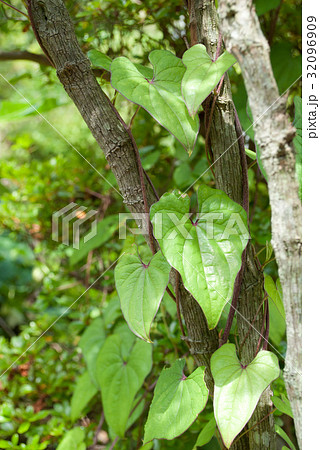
26, 0, 219, 394
189, 1, 276, 448
219, 1, 302, 447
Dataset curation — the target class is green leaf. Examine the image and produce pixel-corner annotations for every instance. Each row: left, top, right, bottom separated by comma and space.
88, 49, 112, 71
126, 394, 146, 429
69, 215, 119, 265
150, 186, 248, 328
193, 416, 216, 449
182, 45, 236, 118
245, 148, 256, 160
264, 275, 285, 320
268, 297, 286, 346
79, 317, 106, 386
144, 359, 208, 443
140, 443, 153, 450
293, 96, 302, 130
256, 144, 268, 181
272, 394, 293, 418
173, 162, 193, 188
17, 422, 30, 434
293, 96, 302, 199
270, 43, 302, 94
87, 49, 153, 78
211, 344, 280, 448
110, 50, 199, 153
254, 0, 281, 16
0, 98, 65, 121
96, 332, 152, 437
265, 241, 273, 262
115, 251, 171, 342
0, 440, 13, 448
162, 290, 177, 317
71, 371, 98, 421
103, 296, 122, 327
56, 428, 86, 450
275, 424, 297, 450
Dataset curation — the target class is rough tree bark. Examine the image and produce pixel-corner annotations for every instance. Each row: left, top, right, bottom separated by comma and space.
26, 0, 219, 393
189, 1, 276, 448
219, 1, 302, 447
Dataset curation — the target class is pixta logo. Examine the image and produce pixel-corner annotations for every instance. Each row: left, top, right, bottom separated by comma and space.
52, 203, 98, 249
118, 212, 250, 242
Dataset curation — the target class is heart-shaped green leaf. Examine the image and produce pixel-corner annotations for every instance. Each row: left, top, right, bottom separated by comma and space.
211, 344, 280, 448
110, 50, 199, 153
193, 415, 217, 449
150, 186, 249, 329
264, 275, 285, 320
88, 48, 154, 78
272, 394, 293, 418
144, 359, 208, 443
115, 251, 171, 342
56, 428, 86, 450
275, 424, 297, 450
71, 371, 98, 421
96, 330, 152, 437
182, 44, 236, 118
88, 49, 112, 71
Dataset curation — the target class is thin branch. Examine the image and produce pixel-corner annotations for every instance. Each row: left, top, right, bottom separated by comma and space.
268, 0, 284, 46
261, 256, 276, 271
175, 271, 186, 337
143, 169, 159, 201
0, 50, 106, 77
0, 50, 52, 66
128, 105, 140, 130
254, 294, 268, 357
262, 299, 270, 350
0, 0, 28, 17
109, 437, 118, 450
166, 286, 176, 303
91, 411, 105, 449
239, 293, 267, 352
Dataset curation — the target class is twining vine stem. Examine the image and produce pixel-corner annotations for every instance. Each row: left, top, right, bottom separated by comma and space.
175, 271, 187, 337
239, 293, 267, 353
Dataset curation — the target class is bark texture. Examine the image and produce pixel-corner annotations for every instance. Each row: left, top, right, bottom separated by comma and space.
190, 1, 276, 448
27, 0, 219, 393
219, 0, 302, 447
